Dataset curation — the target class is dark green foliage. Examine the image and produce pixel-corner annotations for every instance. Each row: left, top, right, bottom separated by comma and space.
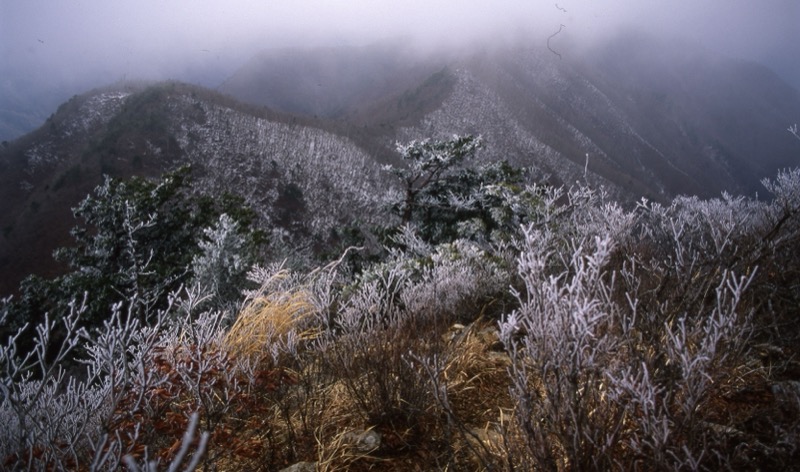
388, 135, 481, 225
274, 181, 306, 229
409, 161, 529, 243
7, 167, 261, 330
52, 164, 83, 191
191, 213, 259, 315
385, 135, 541, 246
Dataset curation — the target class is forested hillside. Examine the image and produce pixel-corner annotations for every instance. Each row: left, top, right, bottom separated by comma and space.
2, 30, 800, 471
221, 33, 800, 200
2, 135, 800, 471
0, 82, 392, 295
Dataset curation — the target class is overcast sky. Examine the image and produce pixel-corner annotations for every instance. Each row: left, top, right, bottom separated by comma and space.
1, 0, 799, 107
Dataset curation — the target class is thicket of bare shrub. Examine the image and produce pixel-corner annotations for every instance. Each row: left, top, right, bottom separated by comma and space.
3, 168, 800, 470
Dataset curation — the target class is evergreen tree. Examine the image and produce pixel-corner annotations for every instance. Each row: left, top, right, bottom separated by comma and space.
190, 213, 255, 317
8, 167, 260, 329
384, 135, 538, 245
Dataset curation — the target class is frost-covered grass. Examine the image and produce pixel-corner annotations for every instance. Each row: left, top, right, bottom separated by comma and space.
3, 168, 800, 471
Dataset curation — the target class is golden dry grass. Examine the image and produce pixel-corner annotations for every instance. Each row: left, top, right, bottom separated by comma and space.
443, 321, 514, 423
224, 288, 316, 361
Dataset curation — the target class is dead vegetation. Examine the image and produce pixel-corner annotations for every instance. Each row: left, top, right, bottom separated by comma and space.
3, 169, 800, 470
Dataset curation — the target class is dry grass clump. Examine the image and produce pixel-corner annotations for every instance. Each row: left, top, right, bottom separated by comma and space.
224, 269, 318, 359
442, 321, 513, 423
433, 321, 515, 469
225, 285, 316, 361
307, 315, 514, 471
5, 170, 800, 471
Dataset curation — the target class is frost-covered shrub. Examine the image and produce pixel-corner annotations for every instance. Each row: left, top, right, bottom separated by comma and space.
334, 225, 513, 334
3, 161, 800, 470
6, 168, 263, 337
316, 225, 516, 446
397, 238, 510, 323
495, 169, 800, 470
384, 134, 554, 247
761, 167, 800, 237
626, 168, 800, 342
0, 297, 101, 470
500, 220, 757, 470
500, 232, 627, 470
0, 285, 299, 470
191, 213, 255, 317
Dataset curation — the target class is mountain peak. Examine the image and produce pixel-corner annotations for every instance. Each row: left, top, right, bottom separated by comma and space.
2, 33, 800, 294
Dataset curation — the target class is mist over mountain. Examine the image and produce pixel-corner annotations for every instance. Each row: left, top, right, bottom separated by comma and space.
1, 30, 799, 295
0, 82, 390, 294
3, 0, 799, 142
221, 31, 800, 198
219, 39, 443, 119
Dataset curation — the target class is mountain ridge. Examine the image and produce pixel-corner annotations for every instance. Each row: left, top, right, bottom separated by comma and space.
0, 81, 391, 295
218, 33, 800, 199
2, 32, 800, 294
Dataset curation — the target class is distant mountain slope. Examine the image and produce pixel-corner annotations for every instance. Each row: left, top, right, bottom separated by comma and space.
397, 40, 800, 199
3, 32, 800, 294
0, 80, 71, 142
573, 32, 800, 197
0, 82, 390, 294
218, 40, 443, 119
221, 33, 800, 200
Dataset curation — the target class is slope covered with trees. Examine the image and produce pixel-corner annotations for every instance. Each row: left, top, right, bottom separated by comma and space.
4, 32, 800, 296
2, 136, 800, 471
0, 82, 392, 295
221, 33, 800, 201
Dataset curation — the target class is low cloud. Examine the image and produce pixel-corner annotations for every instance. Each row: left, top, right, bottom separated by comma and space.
1, 0, 798, 107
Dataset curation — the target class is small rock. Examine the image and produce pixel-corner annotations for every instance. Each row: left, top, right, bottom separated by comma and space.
701, 421, 745, 439
478, 327, 505, 352
772, 381, 800, 406
344, 429, 381, 452
279, 461, 316, 472
443, 323, 467, 342
468, 427, 503, 448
